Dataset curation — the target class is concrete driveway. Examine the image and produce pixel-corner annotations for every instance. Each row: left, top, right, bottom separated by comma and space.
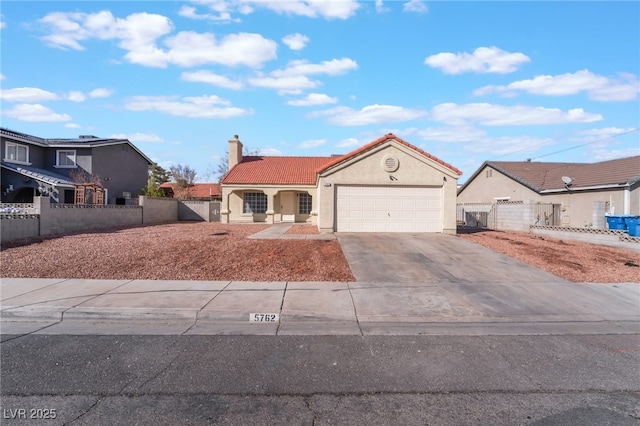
337, 233, 566, 283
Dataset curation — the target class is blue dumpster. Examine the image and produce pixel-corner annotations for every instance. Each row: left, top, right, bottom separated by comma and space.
606, 215, 627, 230
623, 216, 640, 237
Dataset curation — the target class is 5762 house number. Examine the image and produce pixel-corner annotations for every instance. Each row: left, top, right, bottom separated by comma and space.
250, 313, 279, 323
3, 408, 57, 420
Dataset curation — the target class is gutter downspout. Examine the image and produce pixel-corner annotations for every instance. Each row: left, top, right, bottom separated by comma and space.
624, 185, 631, 215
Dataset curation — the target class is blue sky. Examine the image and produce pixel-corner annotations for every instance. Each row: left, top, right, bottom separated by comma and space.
1, 1, 638, 183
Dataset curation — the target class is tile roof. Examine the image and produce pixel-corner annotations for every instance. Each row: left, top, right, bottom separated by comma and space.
221, 156, 333, 185
317, 133, 463, 176
221, 133, 462, 185
160, 182, 222, 198
462, 156, 640, 193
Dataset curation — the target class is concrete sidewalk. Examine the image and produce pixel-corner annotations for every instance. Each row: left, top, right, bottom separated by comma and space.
248, 223, 335, 240
1, 278, 638, 337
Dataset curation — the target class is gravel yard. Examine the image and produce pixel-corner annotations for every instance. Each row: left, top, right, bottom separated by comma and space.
0, 223, 355, 282
1, 223, 638, 283
458, 229, 640, 283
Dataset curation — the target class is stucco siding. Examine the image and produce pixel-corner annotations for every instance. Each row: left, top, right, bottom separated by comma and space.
457, 166, 541, 203
222, 185, 317, 224
318, 143, 459, 233
92, 144, 149, 204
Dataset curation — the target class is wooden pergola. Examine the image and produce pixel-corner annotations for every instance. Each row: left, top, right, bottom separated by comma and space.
74, 183, 105, 205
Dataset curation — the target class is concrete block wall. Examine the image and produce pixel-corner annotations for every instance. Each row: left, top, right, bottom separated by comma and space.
179, 200, 208, 221
1, 216, 40, 242
139, 196, 178, 224
494, 201, 534, 232
38, 197, 142, 237
531, 226, 639, 251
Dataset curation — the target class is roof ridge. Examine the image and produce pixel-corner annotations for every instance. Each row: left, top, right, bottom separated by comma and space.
317, 133, 463, 175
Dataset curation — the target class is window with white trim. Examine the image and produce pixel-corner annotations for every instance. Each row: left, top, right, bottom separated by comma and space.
4, 142, 29, 164
56, 150, 76, 168
299, 193, 312, 214
243, 192, 267, 214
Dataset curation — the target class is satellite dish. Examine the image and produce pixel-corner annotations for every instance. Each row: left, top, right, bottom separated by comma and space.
561, 176, 573, 185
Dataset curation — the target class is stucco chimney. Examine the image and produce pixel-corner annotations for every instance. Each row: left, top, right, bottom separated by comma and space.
228, 134, 243, 170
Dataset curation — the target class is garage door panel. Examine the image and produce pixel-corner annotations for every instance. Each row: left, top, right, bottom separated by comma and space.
336, 186, 442, 233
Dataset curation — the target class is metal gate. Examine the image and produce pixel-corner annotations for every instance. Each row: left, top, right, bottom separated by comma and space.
456, 203, 496, 228
534, 203, 560, 226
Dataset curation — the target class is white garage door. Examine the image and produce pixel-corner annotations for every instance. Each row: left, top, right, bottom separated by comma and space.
336, 186, 443, 232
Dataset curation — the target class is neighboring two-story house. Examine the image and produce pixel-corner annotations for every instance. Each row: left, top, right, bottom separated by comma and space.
1, 127, 152, 204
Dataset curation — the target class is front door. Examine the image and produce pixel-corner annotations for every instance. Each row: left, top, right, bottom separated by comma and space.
281, 192, 295, 222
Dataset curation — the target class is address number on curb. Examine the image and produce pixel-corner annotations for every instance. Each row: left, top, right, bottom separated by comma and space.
250, 313, 279, 323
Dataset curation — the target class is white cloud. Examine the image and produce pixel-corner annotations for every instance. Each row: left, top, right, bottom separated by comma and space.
66, 91, 86, 102
273, 58, 358, 77
463, 135, 556, 156
124, 95, 253, 118
178, 5, 239, 23
404, 0, 428, 13
375, 0, 389, 13
287, 93, 338, 106
65, 123, 81, 129
252, 58, 357, 94
298, 138, 326, 149
417, 126, 487, 142
0, 87, 59, 102
311, 104, 428, 126
181, 0, 359, 21
110, 132, 164, 143
259, 147, 284, 155
38, 10, 277, 69
181, 70, 244, 90
474, 70, 639, 102
89, 88, 113, 98
335, 137, 361, 147
573, 127, 638, 144
248, 75, 319, 94
250, 0, 360, 19
282, 33, 309, 51
0, 74, 4, 80
425, 46, 530, 74
2, 104, 71, 122
431, 103, 602, 126
590, 146, 640, 162
162, 31, 277, 68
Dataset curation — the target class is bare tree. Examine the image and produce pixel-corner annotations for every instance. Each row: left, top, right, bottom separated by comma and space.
168, 164, 197, 199
214, 147, 260, 183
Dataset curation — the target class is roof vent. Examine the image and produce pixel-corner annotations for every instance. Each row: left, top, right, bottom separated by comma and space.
79, 135, 98, 139
382, 155, 399, 172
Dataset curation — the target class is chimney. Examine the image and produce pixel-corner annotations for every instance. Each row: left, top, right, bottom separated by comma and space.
228, 134, 243, 170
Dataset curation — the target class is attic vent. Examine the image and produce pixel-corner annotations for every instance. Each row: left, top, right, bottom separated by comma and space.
79, 135, 98, 139
382, 155, 399, 172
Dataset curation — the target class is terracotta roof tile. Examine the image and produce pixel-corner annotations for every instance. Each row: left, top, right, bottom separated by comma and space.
317, 133, 463, 176
221, 156, 333, 185
160, 182, 221, 198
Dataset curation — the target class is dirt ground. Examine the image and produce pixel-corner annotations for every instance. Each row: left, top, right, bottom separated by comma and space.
1, 223, 638, 283
0, 223, 355, 282
458, 229, 640, 283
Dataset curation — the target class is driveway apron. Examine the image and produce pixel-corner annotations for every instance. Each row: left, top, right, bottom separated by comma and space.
337, 233, 566, 283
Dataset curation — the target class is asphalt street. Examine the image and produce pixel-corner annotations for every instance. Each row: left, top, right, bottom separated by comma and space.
1, 334, 639, 425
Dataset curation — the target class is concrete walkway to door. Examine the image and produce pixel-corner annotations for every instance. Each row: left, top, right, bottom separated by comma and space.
337, 233, 565, 283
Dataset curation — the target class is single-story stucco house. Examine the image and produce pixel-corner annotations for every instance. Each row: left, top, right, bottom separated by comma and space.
457, 156, 640, 228
220, 134, 462, 233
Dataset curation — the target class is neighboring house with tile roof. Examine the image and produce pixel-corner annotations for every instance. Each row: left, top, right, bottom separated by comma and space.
1, 127, 152, 204
221, 134, 462, 233
457, 156, 640, 228
159, 182, 222, 201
